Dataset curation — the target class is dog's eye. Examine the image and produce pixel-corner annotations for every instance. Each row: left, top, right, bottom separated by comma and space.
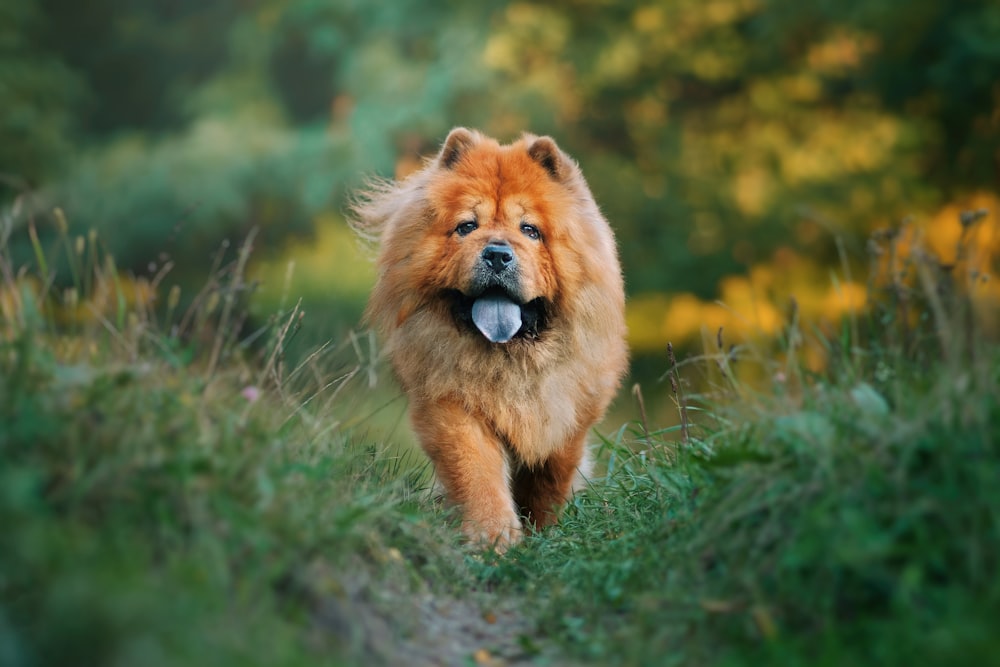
455, 221, 478, 237
520, 223, 540, 240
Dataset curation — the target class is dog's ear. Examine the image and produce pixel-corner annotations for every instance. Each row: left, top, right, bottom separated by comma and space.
526, 136, 572, 182
438, 127, 479, 169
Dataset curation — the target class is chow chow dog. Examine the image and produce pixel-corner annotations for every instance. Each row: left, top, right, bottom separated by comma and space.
352, 128, 627, 549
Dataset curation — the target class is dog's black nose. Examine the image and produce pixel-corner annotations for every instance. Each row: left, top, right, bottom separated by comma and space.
482, 243, 515, 273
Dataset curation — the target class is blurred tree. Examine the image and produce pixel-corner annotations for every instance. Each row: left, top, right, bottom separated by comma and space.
37, 0, 240, 135
474, 0, 999, 297
0, 0, 84, 191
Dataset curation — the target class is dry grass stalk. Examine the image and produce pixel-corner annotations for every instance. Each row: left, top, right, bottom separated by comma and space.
667, 342, 690, 445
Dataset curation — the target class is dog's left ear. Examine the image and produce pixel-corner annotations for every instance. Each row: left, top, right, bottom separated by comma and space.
527, 136, 572, 182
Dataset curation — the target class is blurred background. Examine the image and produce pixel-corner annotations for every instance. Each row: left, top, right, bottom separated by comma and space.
3, 0, 999, 405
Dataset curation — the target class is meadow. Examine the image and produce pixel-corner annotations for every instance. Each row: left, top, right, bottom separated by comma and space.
2, 207, 997, 667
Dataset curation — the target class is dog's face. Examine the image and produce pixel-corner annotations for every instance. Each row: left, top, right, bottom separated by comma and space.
419, 131, 575, 343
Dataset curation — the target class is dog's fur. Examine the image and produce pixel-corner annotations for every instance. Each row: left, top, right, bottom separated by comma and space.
352, 128, 627, 548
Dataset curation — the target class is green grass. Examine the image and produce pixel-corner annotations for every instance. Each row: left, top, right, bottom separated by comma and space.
484, 362, 1000, 666
0, 319, 433, 666
2, 212, 998, 666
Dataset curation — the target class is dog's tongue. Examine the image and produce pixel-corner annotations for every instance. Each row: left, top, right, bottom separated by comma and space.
471, 294, 522, 343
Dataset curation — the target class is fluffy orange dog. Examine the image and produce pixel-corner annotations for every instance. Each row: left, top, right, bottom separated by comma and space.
353, 128, 627, 549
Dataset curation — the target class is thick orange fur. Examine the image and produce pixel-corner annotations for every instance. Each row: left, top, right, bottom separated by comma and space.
352, 128, 628, 549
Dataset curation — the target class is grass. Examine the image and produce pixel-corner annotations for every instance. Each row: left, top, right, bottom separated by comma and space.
498, 365, 1000, 666
2, 208, 998, 666
1, 217, 454, 666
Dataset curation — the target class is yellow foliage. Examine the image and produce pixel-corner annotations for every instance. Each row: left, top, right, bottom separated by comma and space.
482, 4, 580, 123
733, 165, 773, 216
593, 36, 642, 84
822, 282, 867, 320
632, 6, 665, 33
922, 191, 999, 269
627, 247, 869, 356
625, 292, 672, 352
807, 29, 879, 73
483, 4, 569, 74
782, 74, 822, 103
779, 113, 900, 184
718, 274, 785, 335
628, 194, 999, 364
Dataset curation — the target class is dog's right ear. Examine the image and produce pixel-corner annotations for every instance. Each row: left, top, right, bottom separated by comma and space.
438, 127, 479, 169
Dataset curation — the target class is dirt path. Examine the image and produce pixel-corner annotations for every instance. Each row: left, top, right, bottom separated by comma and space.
392, 590, 551, 666
305, 560, 568, 666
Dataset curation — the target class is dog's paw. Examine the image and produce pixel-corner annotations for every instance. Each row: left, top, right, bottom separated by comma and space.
463, 513, 523, 553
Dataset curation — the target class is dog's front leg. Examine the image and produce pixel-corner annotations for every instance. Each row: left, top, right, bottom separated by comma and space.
411, 398, 522, 550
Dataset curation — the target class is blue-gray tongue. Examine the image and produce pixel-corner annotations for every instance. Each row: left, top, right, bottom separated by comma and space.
471, 294, 522, 343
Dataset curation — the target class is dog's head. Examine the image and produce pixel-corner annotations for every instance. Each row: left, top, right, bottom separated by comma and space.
420, 128, 584, 343
359, 127, 620, 347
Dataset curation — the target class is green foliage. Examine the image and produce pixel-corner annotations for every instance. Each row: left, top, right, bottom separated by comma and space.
47, 122, 349, 275
0, 0, 85, 187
